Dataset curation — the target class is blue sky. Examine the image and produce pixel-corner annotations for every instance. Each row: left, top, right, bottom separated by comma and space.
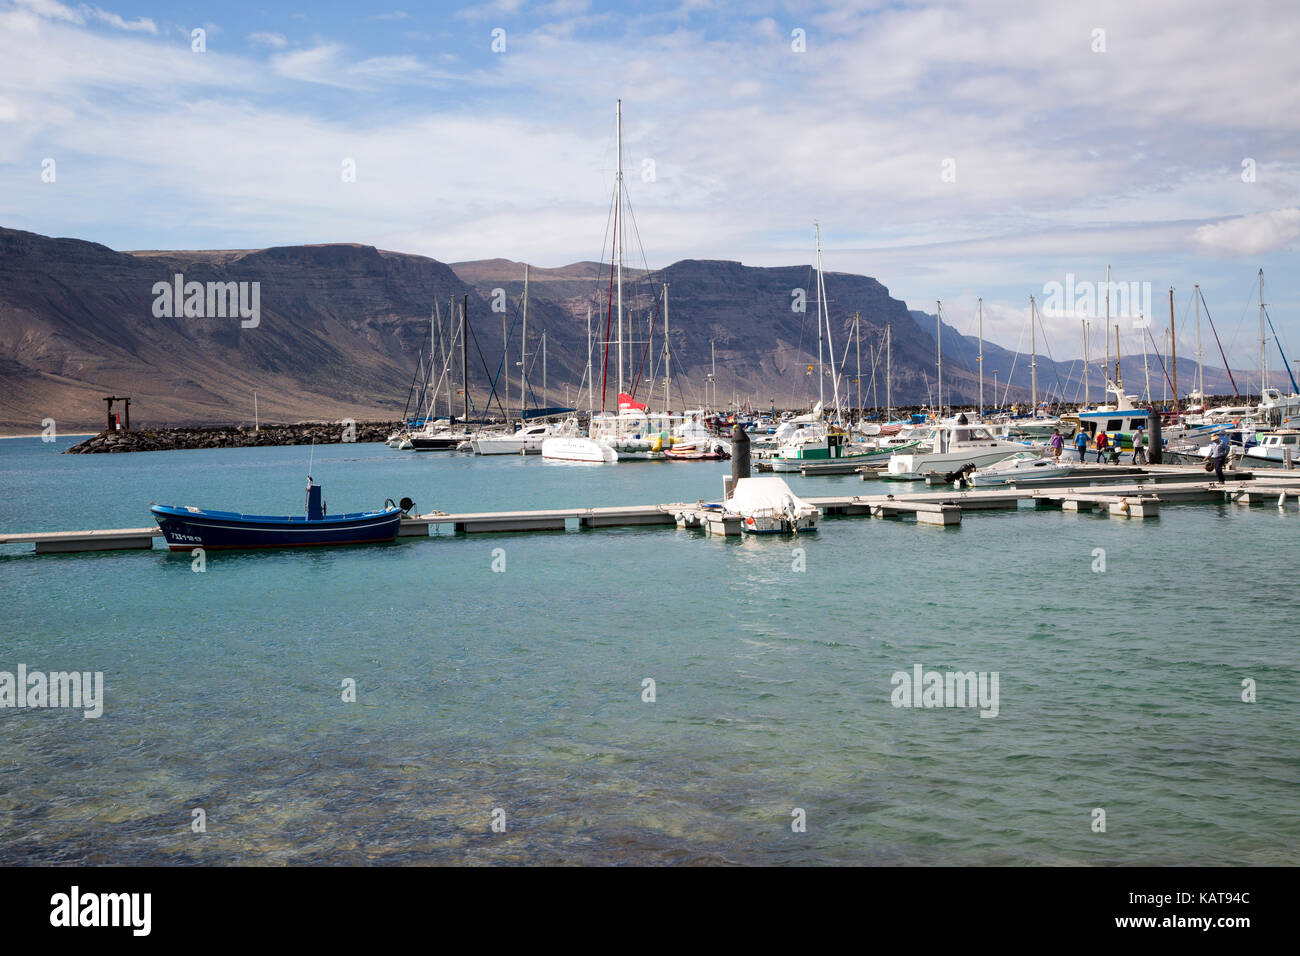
3, 0, 1299, 378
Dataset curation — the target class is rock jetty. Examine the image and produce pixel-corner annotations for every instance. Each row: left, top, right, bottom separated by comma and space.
65, 421, 402, 453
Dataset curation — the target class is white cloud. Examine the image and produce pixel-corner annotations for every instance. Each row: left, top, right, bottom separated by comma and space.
249, 31, 288, 48
82, 6, 157, 33
13, 0, 82, 22
1192, 208, 1300, 256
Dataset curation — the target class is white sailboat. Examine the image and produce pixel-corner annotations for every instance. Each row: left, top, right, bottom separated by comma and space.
542, 100, 686, 464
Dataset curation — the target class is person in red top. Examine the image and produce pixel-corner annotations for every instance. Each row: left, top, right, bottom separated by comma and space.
1095, 430, 1109, 464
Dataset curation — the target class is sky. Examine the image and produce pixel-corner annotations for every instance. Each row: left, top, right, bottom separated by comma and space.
2, 0, 1299, 377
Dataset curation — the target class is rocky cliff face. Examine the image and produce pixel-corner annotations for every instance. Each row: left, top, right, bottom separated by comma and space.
3, 225, 1238, 430
0, 227, 484, 429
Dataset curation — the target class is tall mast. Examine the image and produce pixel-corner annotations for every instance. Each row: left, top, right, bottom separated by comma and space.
585, 302, 593, 417
616, 99, 624, 400
1142, 316, 1151, 403
1114, 322, 1122, 394
461, 296, 469, 421
1082, 319, 1090, 407
1169, 287, 1177, 411
664, 283, 671, 412
815, 223, 825, 408
855, 311, 862, 418
1104, 265, 1110, 403
977, 297, 984, 419
1195, 283, 1203, 403
542, 329, 547, 411
521, 264, 529, 419
1260, 268, 1267, 396
817, 238, 842, 422
935, 300, 942, 417
1030, 295, 1038, 417
430, 301, 439, 420
886, 325, 892, 421
443, 297, 453, 419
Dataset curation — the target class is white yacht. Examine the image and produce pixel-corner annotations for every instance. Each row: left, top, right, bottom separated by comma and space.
472, 420, 573, 455
1242, 430, 1300, 469
886, 419, 1032, 479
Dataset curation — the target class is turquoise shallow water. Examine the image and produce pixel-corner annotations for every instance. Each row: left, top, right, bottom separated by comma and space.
1, 436, 1298, 865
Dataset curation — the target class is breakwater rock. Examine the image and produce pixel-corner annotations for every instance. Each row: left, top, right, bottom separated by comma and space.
65, 421, 402, 453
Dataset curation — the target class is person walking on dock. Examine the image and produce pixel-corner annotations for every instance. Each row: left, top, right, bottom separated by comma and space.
1074, 429, 1089, 462
1211, 432, 1231, 482
1095, 430, 1109, 464
1049, 428, 1064, 461
1132, 427, 1147, 466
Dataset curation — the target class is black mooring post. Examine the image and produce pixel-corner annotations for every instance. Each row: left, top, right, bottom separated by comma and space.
731, 422, 750, 481
1147, 408, 1162, 465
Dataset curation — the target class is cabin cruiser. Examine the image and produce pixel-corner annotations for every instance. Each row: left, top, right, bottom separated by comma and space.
967, 451, 1073, 486
471, 420, 575, 455
886, 418, 1032, 479
1242, 430, 1300, 469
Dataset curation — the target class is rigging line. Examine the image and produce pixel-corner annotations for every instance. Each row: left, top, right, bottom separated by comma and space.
1144, 325, 1176, 398
629, 285, 663, 402
1197, 287, 1241, 400
1029, 305, 1067, 407
1263, 305, 1298, 393
464, 309, 509, 421
401, 324, 430, 420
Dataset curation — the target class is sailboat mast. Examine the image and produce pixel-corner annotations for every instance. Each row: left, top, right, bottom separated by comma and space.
542, 330, 547, 410
936, 300, 942, 417
1030, 295, 1038, 417
1195, 283, 1203, 404
977, 297, 984, 419
1105, 265, 1110, 402
616, 99, 624, 400
1082, 319, 1090, 407
461, 296, 469, 421
817, 237, 842, 421
586, 303, 593, 417
446, 296, 453, 418
815, 224, 824, 408
1115, 322, 1122, 394
1260, 268, 1267, 396
886, 325, 892, 421
1170, 287, 1177, 411
1143, 317, 1151, 403
522, 264, 529, 419
855, 311, 862, 418
664, 283, 672, 412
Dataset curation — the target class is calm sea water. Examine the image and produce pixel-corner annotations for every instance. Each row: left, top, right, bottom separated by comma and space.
1, 436, 1297, 865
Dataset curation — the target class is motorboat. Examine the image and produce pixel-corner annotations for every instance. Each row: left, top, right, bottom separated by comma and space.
887, 419, 1033, 480
967, 451, 1074, 486
150, 480, 406, 550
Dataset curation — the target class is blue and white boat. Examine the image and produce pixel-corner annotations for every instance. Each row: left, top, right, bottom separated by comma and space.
150, 480, 404, 551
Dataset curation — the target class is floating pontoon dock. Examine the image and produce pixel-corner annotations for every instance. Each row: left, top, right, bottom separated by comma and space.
4, 467, 1300, 552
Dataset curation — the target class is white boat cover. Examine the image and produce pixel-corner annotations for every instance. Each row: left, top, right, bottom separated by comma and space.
727, 477, 817, 516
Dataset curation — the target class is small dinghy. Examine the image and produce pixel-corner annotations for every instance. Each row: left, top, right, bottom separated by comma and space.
967, 451, 1073, 486
150, 478, 408, 551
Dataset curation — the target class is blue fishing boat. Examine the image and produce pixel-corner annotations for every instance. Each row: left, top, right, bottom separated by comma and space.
150, 479, 406, 551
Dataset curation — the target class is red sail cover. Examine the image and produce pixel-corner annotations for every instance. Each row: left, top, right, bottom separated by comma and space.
618, 393, 647, 411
